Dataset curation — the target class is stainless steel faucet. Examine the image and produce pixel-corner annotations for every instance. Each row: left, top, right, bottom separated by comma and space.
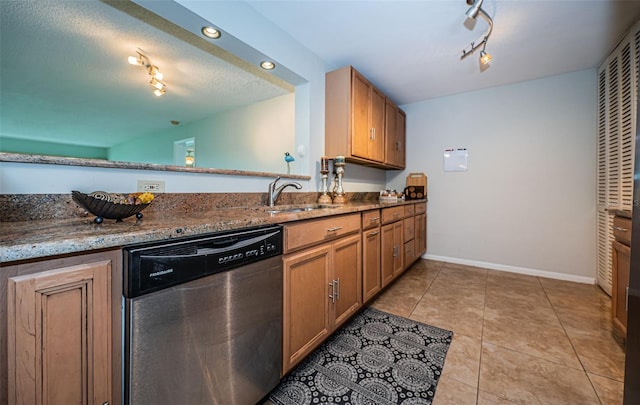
268, 176, 302, 207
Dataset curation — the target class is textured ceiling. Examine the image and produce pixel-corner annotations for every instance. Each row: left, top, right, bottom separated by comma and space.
247, 0, 640, 105
0, 0, 290, 148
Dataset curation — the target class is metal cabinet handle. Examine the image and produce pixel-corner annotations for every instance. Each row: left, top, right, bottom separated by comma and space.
393, 212, 400, 218
327, 226, 342, 233
369, 217, 380, 223
614, 226, 628, 232
396, 141, 401, 151
626, 286, 629, 311
392, 245, 398, 257
335, 278, 340, 300
370, 128, 376, 140
368, 230, 380, 237
329, 282, 336, 303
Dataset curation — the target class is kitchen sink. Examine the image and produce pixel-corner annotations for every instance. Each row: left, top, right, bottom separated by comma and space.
264, 204, 336, 214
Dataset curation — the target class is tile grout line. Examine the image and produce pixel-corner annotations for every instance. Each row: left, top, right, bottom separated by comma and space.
476, 268, 491, 405
538, 277, 606, 405
481, 277, 589, 371
407, 261, 444, 317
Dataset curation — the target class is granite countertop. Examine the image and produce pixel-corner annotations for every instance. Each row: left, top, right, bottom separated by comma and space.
1, 200, 424, 264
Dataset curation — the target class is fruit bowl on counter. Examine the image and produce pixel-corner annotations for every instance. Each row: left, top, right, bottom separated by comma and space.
71, 190, 154, 223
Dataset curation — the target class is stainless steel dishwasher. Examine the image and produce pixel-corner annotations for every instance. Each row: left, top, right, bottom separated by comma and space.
123, 225, 283, 405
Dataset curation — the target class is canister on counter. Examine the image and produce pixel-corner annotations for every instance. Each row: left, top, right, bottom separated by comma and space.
404, 186, 425, 200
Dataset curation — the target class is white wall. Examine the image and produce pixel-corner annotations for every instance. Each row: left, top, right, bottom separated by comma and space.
387, 69, 597, 281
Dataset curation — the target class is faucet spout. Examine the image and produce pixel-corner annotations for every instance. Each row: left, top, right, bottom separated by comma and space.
268, 176, 302, 207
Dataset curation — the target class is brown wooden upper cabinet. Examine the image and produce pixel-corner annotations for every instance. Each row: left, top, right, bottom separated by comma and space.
325, 66, 406, 169
384, 99, 406, 168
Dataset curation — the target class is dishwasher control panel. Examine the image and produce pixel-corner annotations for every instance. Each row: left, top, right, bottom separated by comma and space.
123, 225, 282, 298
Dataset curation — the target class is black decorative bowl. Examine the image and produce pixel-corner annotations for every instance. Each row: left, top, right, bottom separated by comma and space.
72, 190, 150, 223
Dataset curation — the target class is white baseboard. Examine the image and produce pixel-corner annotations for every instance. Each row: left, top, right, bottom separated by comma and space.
422, 254, 596, 285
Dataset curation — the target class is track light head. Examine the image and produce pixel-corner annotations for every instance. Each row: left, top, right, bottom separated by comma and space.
479, 50, 492, 65
465, 0, 484, 20
128, 55, 143, 66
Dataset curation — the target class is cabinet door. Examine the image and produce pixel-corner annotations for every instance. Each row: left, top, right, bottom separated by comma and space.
395, 108, 406, 168
332, 234, 362, 329
282, 245, 332, 373
369, 87, 386, 162
381, 221, 404, 286
8, 261, 112, 405
612, 240, 630, 335
385, 99, 397, 166
404, 240, 416, 270
392, 221, 405, 277
362, 228, 381, 303
351, 71, 371, 159
384, 100, 406, 168
416, 213, 427, 256
381, 223, 396, 287
403, 217, 415, 242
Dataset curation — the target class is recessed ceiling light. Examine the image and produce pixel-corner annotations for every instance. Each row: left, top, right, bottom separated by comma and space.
201, 26, 221, 39
260, 61, 275, 70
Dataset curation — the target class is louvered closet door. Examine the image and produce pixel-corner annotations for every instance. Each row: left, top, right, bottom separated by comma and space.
596, 20, 640, 295
597, 66, 612, 295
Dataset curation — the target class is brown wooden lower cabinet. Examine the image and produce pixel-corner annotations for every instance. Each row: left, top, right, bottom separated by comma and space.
362, 227, 382, 303
332, 234, 363, 327
613, 240, 630, 337
381, 221, 403, 288
282, 244, 332, 374
612, 213, 632, 339
4, 250, 119, 405
282, 233, 362, 374
415, 212, 427, 257
403, 214, 416, 270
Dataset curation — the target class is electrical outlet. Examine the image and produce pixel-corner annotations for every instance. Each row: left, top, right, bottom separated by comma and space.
137, 180, 165, 193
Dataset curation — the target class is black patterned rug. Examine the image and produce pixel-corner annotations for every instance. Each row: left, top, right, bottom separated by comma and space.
269, 307, 453, 405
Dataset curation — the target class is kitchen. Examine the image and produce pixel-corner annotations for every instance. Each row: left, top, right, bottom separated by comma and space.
1, 0, 640, 404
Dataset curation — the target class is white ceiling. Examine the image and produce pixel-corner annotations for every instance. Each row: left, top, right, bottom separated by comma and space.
246, 0, 640, 105
3, 0, 640, 149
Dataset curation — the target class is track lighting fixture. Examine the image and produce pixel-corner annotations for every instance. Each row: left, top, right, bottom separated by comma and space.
460, 0, 494, 68
128, 50, 167, 96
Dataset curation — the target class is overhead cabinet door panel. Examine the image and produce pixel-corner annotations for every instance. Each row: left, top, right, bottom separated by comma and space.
352, 72, 371, 159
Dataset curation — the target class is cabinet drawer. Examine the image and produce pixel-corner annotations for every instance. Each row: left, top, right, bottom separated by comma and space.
284, 213, 361, 253
381, 206, 404, 224
403, 217, 415, 241
362, 210, 381, 230
614, 216, 632, 245
415, 202, 426, 214
404, 204, 415, 217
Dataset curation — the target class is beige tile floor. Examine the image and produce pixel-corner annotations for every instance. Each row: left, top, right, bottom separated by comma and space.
370, 259, 627, 405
